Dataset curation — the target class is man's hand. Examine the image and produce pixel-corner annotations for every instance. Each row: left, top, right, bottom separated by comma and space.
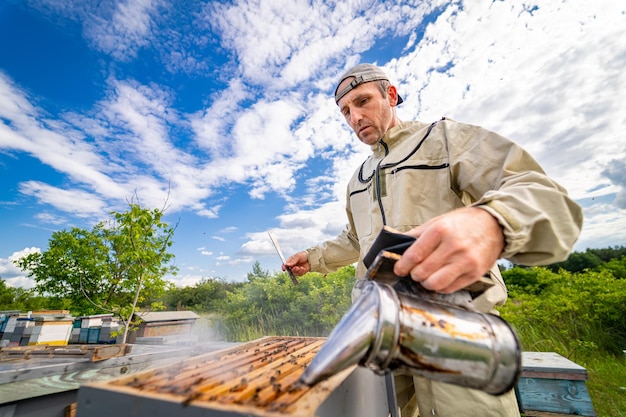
393, 207, 505, 293
284, 251, 311, 276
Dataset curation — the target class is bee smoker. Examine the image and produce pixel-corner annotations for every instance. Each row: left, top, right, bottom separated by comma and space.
299, 228, 522, 396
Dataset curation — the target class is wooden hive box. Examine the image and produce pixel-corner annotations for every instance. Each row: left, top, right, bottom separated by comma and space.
516, 352, 596, 416
76, 336, 391, 417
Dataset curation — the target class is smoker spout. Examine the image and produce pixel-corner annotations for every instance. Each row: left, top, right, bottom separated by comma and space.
299, 282, 400, 386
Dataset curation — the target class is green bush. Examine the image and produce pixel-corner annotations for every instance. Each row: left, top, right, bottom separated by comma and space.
500, 266, 626, 357
215, 266, 355, 341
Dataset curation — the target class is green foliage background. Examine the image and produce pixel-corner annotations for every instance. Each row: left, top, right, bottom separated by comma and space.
2, 247, 625, 415
216, 265, 355, 340
498, 253, 626, 417
500, 266, 626, 356
162, 262, 356, 341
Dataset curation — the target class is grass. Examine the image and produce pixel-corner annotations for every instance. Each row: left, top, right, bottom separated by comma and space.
582, 352, 626, 416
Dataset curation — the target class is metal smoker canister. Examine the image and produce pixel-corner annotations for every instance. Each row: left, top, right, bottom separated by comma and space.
299, 280, 521, 395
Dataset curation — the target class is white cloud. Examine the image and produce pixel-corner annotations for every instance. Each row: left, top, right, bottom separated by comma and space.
602, 159, 626, 209
576, 204, 626, 250
234, 0, 626, 260
86, 0, 164, 60
3, 276, 36, 289
389, 0, 626, 204
164, 273, 204, 288
2, 0, 626, 287
34, 212, 70, 225
0, 247, 40, 289
204, 0, 443, 90
226, 256, 255, 267
0, 73, 37, 122
19, 181, 108, 218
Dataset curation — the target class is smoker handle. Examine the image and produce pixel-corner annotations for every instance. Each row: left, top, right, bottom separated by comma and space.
363, 227, 416, 269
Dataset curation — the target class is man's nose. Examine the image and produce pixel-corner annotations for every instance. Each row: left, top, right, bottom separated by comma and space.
349, 107, 363, 126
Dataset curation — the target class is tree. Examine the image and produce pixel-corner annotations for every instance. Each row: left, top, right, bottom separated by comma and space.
546, 251, 602, 273
0, 278, 62, 311
15, 203, 177, 342
104, 204, 178, 343
247, 261, 270, 281
0, 279, 17, 309
596, 256, 626, 279
217, 265, 355, 341
501, 266, 548, 295
587, 246, 626, 263
163, 278, 237, 312
15, 227, 112, 314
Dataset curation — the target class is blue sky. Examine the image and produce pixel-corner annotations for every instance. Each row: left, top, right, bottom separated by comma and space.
1, 0, 625, 289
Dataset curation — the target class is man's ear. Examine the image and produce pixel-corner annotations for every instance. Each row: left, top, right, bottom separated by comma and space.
387, 85, 400, 107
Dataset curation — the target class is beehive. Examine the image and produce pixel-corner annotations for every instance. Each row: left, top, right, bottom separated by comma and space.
516, 352, 596, 416
76, 336, 388, 417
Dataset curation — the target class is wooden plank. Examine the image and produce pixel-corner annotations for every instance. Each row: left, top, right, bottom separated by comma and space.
516, 377, 596, 416
0, 356, 187, 404
90, 344, 132, 361
0, 343, 221, 403
520, 370, 587, 381
0, 344, 131, 362
65, 402, 76, 417
31, 310, 71, 315
521, 352, 588, 379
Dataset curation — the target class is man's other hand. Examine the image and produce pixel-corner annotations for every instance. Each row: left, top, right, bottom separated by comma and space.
284, 251, 311, 276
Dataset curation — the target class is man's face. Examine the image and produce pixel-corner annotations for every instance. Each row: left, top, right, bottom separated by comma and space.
337, 79, 399, 145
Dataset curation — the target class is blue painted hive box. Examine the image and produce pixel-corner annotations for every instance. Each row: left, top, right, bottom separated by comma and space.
516, 352, 596, 416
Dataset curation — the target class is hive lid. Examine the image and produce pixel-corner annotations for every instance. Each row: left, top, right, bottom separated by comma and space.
521, 352, 588, 380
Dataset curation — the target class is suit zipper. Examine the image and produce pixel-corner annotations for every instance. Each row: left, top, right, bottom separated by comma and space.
372, 119, 440, 228
375, 140, 389, 226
